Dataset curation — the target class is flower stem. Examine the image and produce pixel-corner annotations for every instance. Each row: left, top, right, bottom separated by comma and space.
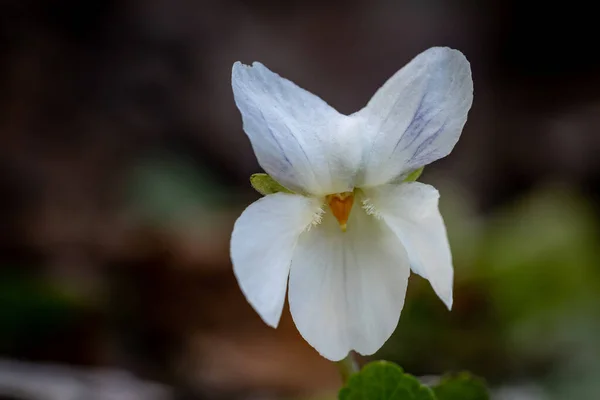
336, 352, 360, 383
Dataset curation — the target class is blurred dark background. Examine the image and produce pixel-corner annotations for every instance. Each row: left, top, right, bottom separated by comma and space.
1, 1, 600, 399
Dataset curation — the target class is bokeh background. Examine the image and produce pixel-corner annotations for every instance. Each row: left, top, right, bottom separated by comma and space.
1, 0, 599, 399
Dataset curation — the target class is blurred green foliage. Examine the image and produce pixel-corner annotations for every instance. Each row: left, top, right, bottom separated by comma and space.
126, 153, 232, 228
377, 184, 600, 399
433, 372, 489, 400
0, 273, 87, 356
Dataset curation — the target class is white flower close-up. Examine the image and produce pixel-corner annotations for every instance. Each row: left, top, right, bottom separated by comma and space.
230, 47, 473, 361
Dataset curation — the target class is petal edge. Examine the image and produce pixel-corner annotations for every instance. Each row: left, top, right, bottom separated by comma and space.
232, 62, 361, 195
357, 47, 473, 187
231, 193, 323, 327
289, 205, 410, 360
363, 183, 454, 309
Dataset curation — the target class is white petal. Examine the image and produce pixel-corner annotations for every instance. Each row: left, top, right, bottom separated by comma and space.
356, 47, 473, 187
231, 193, 323, 328
288, 204, 410, 361
232, 62, 363, 196
363, 182, 453, 309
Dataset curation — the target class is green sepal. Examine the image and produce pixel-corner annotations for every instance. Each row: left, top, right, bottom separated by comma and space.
250, 173, 293, 196
432, 372, 490, 400
339, 361, 435, 400
250, 167, 422, 196
403, 167, 425, 182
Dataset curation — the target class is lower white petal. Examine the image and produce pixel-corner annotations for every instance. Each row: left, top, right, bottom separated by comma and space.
288, 205, 410, 361
231, 193, 323, 328
363, 182, 453, 309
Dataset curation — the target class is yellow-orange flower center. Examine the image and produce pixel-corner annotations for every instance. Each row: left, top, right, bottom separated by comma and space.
326, 191, 354, 232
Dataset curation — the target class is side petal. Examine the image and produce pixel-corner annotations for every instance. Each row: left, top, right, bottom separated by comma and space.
356, 47, 473, 187
231, 193, 323, 328
363, 182, 453, 309
232, 62, 362, 196
288, 205, 410, 361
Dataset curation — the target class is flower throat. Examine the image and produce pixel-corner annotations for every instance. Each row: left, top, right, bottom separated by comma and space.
326, 191, 354, 232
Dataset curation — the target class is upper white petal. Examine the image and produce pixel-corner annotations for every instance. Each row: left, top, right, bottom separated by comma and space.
288, 204, 410, 361
232, 62, 363, 196
363, 182, 454, 309
231, 193, 323, 328
355, 47, 473, 187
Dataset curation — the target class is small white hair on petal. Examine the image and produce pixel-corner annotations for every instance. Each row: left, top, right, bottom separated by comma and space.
361, 198, 382, 219
305, 206, 326, 231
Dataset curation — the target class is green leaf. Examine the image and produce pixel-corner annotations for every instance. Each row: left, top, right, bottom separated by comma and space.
403, 167, 425, 182
433, 372, 490, 400
250, 173, 293, 195
339, 361, 435, 400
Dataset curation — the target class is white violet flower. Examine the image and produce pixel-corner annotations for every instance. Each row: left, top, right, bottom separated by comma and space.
230, 47, 473, 361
